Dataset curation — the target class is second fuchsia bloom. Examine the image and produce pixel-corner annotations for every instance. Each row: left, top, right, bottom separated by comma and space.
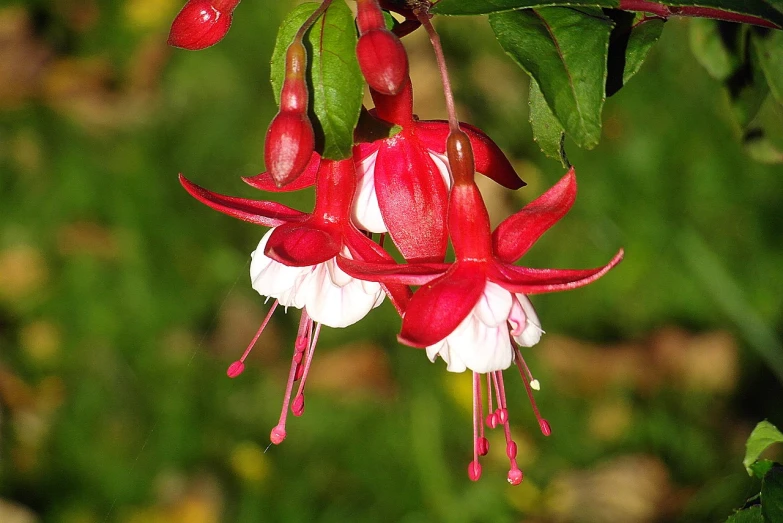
339, 162, 623, 484
168, 0, 240, 50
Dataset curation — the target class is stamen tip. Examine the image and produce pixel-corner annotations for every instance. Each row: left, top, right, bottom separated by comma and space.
539, 418, 552, 436
270, 425, 287, 445
226, 361, 245, 378
486, 413, 498, 429
477, 437, 490, 456
507, 469, 523, 485
530, 379, 540, 391
292, 394, 305, 417
468, 461, 482, 482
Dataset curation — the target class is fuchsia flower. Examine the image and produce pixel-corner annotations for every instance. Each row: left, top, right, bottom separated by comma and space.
352, 80, 525, 262
168, 0, 240, 50
339, 149, 623, 484
180, 157, 409, 444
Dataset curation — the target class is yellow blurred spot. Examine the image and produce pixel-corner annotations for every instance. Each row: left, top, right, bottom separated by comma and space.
505, 478, 542, 514
20, 321, 61, 364
588, 397, 633, 442
0, 246, 48, 302
166, 496, 219, 523
125, 0, 180, 31
230, 441, 269, 483
441, 371, 473, 416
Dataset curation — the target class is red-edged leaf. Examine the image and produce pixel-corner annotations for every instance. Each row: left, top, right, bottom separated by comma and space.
374, 131, 449, 262
342, 227, 413, 315
399, 262, 487, 348
242, 152, 320, 192
416, 120, 525, 190
489, 249, 623, 294
492, 168, 577, 263
264, 222, 341, 267
179, 174, 306, 226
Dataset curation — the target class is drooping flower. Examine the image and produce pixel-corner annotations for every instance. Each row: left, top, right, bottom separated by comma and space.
339, 134, 623, 483
180, 157, 409, 444
168, 0, 240, 50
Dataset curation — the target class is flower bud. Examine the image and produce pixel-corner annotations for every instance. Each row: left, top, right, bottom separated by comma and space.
356, 29, 409, 95
168, 0, 239, 50
446, 129, 475, 185
264, 111, 315, 187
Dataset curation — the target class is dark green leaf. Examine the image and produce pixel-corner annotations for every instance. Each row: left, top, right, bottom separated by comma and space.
752, 28, 783, 105
490, 7, 613, 149
725, 505, 764, 523
750, 459, 776, 479
434, 0, 618, 16
270, 2, 363, 160
762, 466, 783, 523
689, 18, 742, 81
529, 80, 568, 165
434, 0, 783, 25
744, 421, 783, 475
606, 10, 665, 96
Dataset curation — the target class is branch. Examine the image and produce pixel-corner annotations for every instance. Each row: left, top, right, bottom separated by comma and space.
619, 0, 780, 29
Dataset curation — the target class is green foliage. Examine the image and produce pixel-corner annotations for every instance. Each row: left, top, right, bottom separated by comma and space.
270, 1, 363, 160
744, 421, 783, 475
490, 7, 613, 149
728, 422, 783, 522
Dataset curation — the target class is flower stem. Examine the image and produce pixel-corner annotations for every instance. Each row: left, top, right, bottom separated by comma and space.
296, 0, 335, 41
414, 8, 460, 134
619, 0, 779, 29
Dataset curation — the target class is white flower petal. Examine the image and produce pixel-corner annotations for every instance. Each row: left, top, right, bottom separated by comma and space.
512, 294, 544, 347
250, 230, 310, 306
428, 151, 453, 188
351, 151, 387, 233
474, 281, 513, 327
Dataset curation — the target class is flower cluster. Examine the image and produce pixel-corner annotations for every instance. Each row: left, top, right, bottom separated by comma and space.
172, 0, 623, 484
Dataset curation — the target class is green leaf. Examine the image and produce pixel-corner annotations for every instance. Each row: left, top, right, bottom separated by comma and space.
434, 0, 618, 16
762, 466, 783, 523
725, 505, 764, 523
751, 459, 775, 479
689, 18, 742, 81
744, 421, 783, 475
606, 10, 665, 96
529, 80, 568, 165
270, 2, 363, 160
490, 7, 613, 149
752, 28, 783, 105
743, 96, 783, 164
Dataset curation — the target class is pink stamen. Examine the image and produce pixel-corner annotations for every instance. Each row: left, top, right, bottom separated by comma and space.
478, 437, 489, 456
378, 233, 386, 248
493, 371, 525, 485
292, 323, 321, 418
485, 375, 496, 428
514, 346, 552, 437
472, 372, 483, 465
271, 310, 312, 445
226, 300, 279, 378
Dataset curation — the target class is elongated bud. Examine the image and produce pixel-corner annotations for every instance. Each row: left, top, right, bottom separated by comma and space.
265, 40, 315, 187
446, 129, 475, 185
168, 0, 240, 50
355, 0, 409, 95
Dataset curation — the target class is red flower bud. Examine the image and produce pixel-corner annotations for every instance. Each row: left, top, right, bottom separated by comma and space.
356, 0, 386, 33
168, 0, 239, 50
264, 111, 315, 188
356, 29, 409, 95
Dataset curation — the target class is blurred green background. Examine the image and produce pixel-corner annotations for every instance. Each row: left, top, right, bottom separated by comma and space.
2, 1, 783, 522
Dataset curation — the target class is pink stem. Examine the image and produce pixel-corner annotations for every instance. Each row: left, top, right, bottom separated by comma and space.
619, 0, 779, 28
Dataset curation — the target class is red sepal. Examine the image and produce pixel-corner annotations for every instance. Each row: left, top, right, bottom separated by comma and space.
493, 168, 577, 264
242, 153, 319, 192
265, 223, 341, 267
179, 174, 305, 226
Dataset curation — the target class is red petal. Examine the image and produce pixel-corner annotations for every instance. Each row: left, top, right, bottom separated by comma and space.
242, 152, 319, 192
264, 223, 341, 267
179, 174, 305, 226
399, 262, 487, 348
416, 121, 525, 190
488, 249, 624, 294
493, 168, 577, 264
374, 134, 449, 262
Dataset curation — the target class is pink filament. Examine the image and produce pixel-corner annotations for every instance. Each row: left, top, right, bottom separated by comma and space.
271, 309, 312, 444
513, 345, 551, 437
226, 300, 279, 377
